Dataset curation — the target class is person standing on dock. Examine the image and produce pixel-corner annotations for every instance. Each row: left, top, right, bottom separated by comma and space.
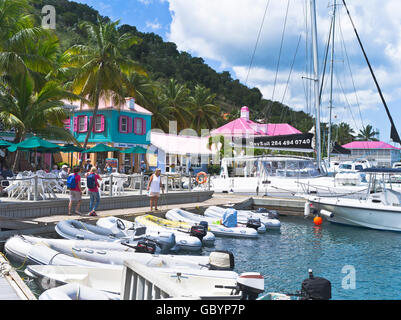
147, 168, 163, 211
67, 166, 82, 216
86, 167, 102, 216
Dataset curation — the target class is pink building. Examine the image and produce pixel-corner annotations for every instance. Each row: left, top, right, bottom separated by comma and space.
211, 106, 301, 137
341, 141, 401, 167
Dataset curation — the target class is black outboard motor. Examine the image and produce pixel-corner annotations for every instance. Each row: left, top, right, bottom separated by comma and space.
254, 207, 279, 219
190, 223, 207, 240
134, 239, 157, 254
246, 218, 262, 230
300, 269, 332, 300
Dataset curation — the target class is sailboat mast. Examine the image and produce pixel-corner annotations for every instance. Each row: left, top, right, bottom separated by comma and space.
310, 0, 323, 171
328, 0, 336, 165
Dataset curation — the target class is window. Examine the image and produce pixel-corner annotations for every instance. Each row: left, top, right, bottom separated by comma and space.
78, 116, 86, 132
134, 118, 145, 135
95, 116, 102, 132
120, 116, 128, 133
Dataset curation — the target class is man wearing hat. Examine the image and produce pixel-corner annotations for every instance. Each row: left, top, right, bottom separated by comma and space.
59, 165, 70, 179
84, 159, 93, 173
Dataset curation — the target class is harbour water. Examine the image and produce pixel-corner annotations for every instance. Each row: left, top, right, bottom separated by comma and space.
8, 214, 401, 300
203, 216, 401, 300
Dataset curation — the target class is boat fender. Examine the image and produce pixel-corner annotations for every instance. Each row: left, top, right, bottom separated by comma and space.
320, 210, 334, 218
304, 202, 311, 217
236, 273, 265, 300
208, 250, 235, 271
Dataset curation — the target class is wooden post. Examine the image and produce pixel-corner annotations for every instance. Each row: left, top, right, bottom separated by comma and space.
140, 171, 144, 195
109, 174, 113, 197
34, 175, 38, 201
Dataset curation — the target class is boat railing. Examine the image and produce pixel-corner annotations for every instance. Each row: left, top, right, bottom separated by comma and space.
120, 259, 201, 300
296, 181, 368, 198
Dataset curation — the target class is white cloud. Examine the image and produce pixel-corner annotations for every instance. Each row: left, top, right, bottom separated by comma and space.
146, 19, 162, 30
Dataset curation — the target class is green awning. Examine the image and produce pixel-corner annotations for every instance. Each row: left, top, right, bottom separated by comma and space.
60, 144, 86, 153
82, 143, 119, 153
120, 146, 147, 154
0, 139, 13, 147
8, 136, 61, 153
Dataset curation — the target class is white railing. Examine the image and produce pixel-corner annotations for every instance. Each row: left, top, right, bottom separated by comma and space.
120, 260, 200, 300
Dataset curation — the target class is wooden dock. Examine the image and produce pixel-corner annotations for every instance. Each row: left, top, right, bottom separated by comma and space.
0, 254, 36, 300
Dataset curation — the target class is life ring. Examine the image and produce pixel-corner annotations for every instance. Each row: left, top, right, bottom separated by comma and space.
196, 172, 208, 184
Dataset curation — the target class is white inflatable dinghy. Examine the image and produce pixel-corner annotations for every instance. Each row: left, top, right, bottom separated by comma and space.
205, 206, 281, 230
97, 216, 215, 251
165, 208, 259, 238
38, 283, 119, 300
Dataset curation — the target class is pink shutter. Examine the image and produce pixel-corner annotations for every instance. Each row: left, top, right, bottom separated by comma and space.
73, 117, 78, 132
128, 117, 133, 133
119, 116, 123, 133
100, 115, 105, 132
84, 116, 88, 132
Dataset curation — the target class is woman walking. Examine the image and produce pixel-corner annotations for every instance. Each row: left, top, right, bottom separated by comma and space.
87, 167, 102, 216
147, 168, 163, 211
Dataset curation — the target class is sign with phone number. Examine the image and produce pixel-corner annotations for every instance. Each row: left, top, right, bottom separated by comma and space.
236, 133, 314, 151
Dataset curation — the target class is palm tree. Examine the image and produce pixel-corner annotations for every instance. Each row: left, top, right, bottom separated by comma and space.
0, 71, 83, 170
356, 124, 379, 141
161, 79, 192, 131
62, 16, 145, 150
189, 85, 220, 135
334, 122, 355, 145
0, 0, 54, 87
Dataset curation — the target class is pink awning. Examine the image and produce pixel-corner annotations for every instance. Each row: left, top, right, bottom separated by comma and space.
342, 141, 401, 150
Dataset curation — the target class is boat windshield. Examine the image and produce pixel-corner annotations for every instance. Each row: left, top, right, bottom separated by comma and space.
262, 159, 320, 178
339, 164, 352, 170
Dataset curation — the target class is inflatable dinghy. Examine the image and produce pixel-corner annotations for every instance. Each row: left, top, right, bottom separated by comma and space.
205, 206, 281, 230
166, 208, 259, 238
39, 283, 119, 300
131, 215, 215, 251
55, 219, 176, 253
13, 235, 232, 271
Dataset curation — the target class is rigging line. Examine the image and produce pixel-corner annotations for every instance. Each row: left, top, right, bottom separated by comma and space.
271, 0, 291, 102
245, 0, 270, 86
319, 13, 333, 105
334, 69, 359, 132
337, 9, 364, 130
278, 34, 302, 126
341, 0, 401, 144
265, 0, 291, 125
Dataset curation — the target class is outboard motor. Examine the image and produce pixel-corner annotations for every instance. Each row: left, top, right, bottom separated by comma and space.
208, 250, 235, 271
246, 218, 262, 230
236, 272, 265, 300
190, 224, 207, 240
134, 239, 157, 254
254, 208, 279, 219
145, 232, 176, 253
300, 269, 332, 300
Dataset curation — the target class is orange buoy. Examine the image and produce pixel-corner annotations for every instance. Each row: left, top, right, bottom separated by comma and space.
313, 216, 323, 226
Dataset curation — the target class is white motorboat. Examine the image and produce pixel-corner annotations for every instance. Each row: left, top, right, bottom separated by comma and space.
165, 208, 259, 238
306, 168, 401, 231
27, 264, 265, 299
205, 206, 281, 230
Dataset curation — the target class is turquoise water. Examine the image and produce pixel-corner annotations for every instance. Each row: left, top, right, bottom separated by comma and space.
202, 216, 401, 300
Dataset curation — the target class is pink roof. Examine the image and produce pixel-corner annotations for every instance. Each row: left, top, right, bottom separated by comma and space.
62, 97, 153, 116
342, 141, 401, 150
151, 132, 213, 155
211, 118, 301, 136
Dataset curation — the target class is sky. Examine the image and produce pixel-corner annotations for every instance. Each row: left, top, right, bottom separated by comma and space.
73, 0, 401, 146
